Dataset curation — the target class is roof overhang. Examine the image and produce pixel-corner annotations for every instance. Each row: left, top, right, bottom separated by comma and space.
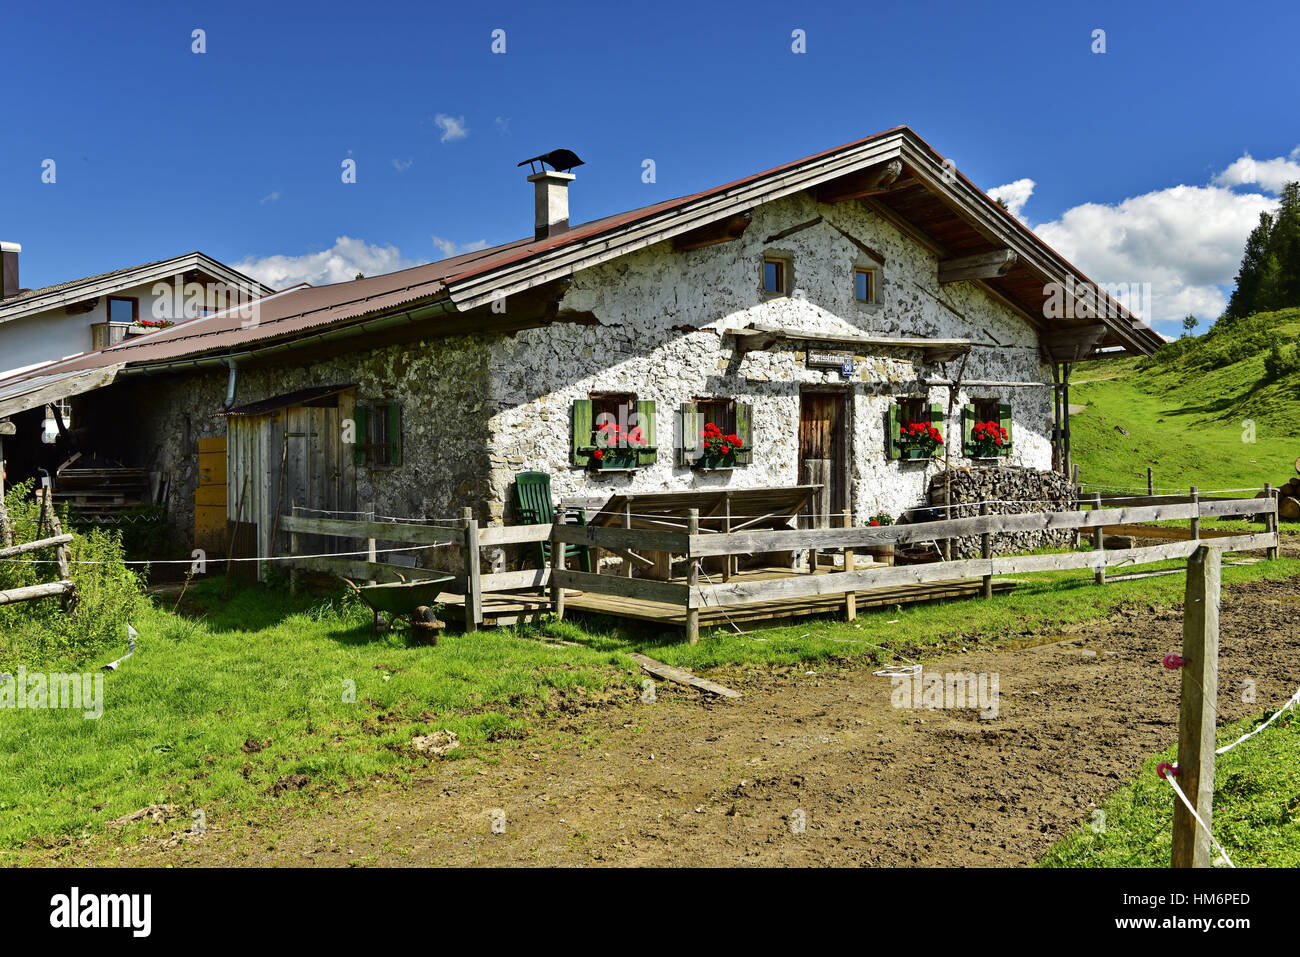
0, 363, 126, 419
436, 127, 1162, 358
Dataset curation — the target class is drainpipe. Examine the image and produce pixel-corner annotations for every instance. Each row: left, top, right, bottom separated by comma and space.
222, 358, 240, 410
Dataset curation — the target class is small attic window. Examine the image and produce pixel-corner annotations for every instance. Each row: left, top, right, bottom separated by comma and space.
762, 257, 788, 296
854, 268, 876, 303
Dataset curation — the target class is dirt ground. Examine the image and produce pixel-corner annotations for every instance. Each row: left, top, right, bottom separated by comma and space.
68, 572, 1300, 867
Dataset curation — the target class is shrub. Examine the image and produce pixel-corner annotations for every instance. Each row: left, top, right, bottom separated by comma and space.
1262, 339, 1300, 382
0, 481, 146, 670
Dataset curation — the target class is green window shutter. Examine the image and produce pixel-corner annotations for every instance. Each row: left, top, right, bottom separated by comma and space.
930, 401, 944, 457
962, 405, 974, 457
353, 403, 370, 466
734, 402, 753, 466
386, 403, 403, 466
886, 403, 900, 459
998, 403, 1013, 454
571, 399, 593, 467
635, 400, 657, 466
676, 401, 701, 466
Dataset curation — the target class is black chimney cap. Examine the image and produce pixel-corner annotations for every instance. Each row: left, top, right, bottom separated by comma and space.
517, 149, 585, 174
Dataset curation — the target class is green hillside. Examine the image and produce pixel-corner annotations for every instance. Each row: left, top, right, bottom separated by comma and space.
1070, 307, 1300, 494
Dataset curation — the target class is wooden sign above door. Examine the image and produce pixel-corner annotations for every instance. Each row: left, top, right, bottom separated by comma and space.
806, 349, 855, 377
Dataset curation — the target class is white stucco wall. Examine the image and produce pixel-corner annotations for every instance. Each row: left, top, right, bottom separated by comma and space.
0, 279, 225, 379
485, 190, 1053, 523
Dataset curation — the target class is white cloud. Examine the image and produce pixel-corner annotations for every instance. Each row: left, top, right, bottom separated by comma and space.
434, 113, 468, 143
392, 158, 413, 172
987, 148, 1297, 326
987, 178, 1035, 222
495, 116, 510, 135
234, 236, 426, 289
431, 236, 490, 259
1212, 146, 1300, 194
259, 191, 280, 205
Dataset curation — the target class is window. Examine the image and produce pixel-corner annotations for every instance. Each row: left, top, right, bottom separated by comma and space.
108, 296, 137, 324
854, 267, 876, 303
696, 397, 736, 436
900, 397, 929, 424
886, 398, 943, 460
590, 392, 636, 436
677, 398, 752, 467
353, 402, 403, 467
963, 400, 1013, 457
762, 256, 789, 296
572, 395, 658, 468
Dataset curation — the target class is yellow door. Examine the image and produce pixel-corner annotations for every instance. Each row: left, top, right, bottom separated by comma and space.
195, 436, 227, 553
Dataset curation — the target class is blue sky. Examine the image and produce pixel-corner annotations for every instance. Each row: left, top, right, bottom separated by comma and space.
3, 0, 1298, 333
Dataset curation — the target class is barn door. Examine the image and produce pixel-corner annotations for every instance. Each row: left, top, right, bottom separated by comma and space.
799, 390, 848, 528
280, 404, 356, 557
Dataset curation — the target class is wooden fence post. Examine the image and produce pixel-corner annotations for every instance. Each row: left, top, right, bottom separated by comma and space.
842, 509, 856, 621
1092, 492, 1106, 585
980, 502, 993, 599
1189, 486, 1200, 541
686, 508, 700, 645
550, 519, 565, 621
289, 501, 299, 596
1264, 483, 1279, 560
1171, 545, 1220, 868
462, 506, 481, 633
1147, 467, 1154, 496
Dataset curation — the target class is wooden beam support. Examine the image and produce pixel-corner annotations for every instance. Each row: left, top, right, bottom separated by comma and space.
816, 159, 904, 204
938, 249, 1018, 284
671, 212, 753, 251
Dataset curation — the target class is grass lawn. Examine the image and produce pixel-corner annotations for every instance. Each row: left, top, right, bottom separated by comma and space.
1041, 708, 1300, 868
1070, 307, 1300, 494
3, 549, 1299, 862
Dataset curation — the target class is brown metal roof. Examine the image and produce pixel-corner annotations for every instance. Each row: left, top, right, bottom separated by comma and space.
0, 125, 1163, 397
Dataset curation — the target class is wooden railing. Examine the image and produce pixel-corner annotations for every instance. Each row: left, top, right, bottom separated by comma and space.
279, 492, 1280, 642
548, 493, 1279, 643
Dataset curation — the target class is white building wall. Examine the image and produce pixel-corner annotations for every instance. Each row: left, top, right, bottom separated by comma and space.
485, 190, 1053, 523
0, 278, 222, 379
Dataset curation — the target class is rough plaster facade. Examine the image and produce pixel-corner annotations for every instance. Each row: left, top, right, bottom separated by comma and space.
100, 190, 1053, 553
485, 191, 1052, 524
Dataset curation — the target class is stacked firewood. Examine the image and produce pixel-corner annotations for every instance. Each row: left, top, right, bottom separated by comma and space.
1259, 477, 1300, 520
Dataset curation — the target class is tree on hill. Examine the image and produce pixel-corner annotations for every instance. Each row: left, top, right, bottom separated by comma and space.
1224, 182, 1300, 323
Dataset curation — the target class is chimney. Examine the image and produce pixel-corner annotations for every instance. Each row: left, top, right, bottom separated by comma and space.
0, 242, 19, 299
528, 170, 575, 240
517, 149, 585, 241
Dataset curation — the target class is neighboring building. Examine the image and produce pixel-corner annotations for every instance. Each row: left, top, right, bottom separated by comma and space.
0, 246, 274, 380
0, 127, 1161, 559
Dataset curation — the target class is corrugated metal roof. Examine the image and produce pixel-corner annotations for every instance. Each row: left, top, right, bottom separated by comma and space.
0, 125, 1164, 392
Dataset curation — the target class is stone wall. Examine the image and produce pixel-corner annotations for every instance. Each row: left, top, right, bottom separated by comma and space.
81, 188, 1058, 558
91, 333, 495, 554
926, 467, 1078, 558
486, 189, 1053, 524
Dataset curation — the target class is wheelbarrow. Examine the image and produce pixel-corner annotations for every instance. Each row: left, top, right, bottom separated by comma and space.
341, 575, 454, 643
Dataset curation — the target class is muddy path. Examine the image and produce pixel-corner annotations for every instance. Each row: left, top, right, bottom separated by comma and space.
68, 574, 1300, 867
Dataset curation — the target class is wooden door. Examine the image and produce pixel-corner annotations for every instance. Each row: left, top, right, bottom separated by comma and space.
194, 436, 227, 553
799, 391, 848, 528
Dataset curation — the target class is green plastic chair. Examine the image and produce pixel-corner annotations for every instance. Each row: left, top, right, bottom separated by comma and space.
512, 471, 594, 573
